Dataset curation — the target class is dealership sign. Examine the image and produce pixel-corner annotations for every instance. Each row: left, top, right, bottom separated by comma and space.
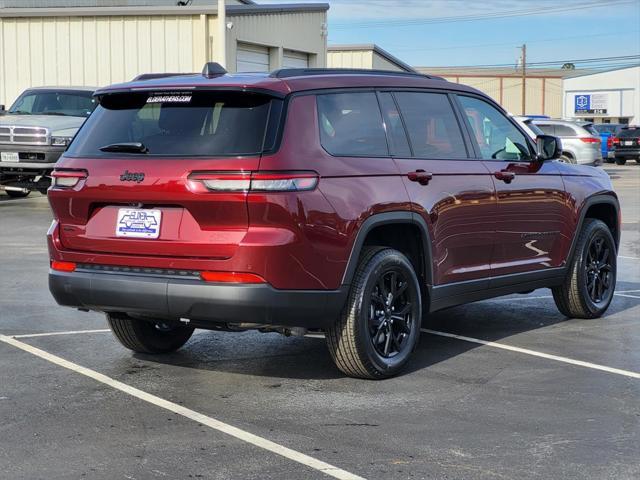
574, 93, 608, 115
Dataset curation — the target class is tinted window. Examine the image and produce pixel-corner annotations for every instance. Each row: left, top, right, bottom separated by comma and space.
66, 91, 277, 157
618, 128, 640, 139
317, 92, 388, 157
9, 90, 96, 118
536, 124, 555, 135
394, 92, 467, 159
459, 96, 532, 161
555, 125, 578, 137
378, 92, 411, 157
581, 124, 599, 136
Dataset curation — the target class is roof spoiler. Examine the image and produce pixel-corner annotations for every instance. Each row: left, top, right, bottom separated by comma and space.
131, 63, 227, 82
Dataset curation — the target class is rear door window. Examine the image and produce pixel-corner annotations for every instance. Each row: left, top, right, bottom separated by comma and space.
555, 125, 578, 137
394, 92, 468, 159
536, 124, 556, 135
66, 91, 279, 157
377, 92, 412, 157
458, 95, 532, 161
316, 92, 389, 157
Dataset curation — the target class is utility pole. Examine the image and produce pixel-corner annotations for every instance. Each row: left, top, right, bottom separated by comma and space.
217, 0, 227, 68
520, 44, 527, 115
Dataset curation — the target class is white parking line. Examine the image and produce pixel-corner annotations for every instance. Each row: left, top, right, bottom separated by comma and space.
0, 334, 365, 480
486, 290, 640, 303
12, 329, 111, 338
619, 255, 640, 260
421, 329, 640, 379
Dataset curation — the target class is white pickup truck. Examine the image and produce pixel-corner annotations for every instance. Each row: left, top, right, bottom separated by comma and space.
0, 87, 95, 197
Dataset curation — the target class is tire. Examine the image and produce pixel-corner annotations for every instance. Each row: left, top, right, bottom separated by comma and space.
604, 157, 615, 164
552, 219, 616, 319
615, 158, 627, 165
635, 158, 640, 164
326, 247, 422, 379
107, 313, 195, 354
559, 154, 576, 164
5, 189, 30, 198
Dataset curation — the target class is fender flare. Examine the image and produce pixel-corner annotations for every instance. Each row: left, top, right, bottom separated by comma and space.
566, 193, 620, 264
340, 211, 434, 288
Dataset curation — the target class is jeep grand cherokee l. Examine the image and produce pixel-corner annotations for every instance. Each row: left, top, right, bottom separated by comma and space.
0, 87, 96, 197
48, 64, 620, 379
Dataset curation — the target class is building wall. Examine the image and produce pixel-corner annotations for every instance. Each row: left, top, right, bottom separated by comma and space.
563, 66, 639, 124
443, 75, 563, 117
327, 50, 373, 70
371, 51, 405, 72
0, 8, 327, 106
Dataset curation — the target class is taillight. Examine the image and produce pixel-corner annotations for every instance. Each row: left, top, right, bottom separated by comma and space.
51, 260, 77, 272
200, 271, 265, 283
51, 169, 87, 188
612, 137, 620, 145
188, 171, 319, 193
580, 137, 600, 144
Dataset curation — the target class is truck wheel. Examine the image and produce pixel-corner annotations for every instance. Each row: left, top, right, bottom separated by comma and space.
5, 189, 30, 198
107, 313, 195, 354
326, 247, 421, 379
615, 158, 626, 165
552, 219, 616, 319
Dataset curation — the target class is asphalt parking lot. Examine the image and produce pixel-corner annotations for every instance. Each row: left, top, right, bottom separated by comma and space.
1, 164, 639, 480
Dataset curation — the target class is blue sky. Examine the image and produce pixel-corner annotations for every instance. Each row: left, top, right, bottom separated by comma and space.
260, 0, 640, 68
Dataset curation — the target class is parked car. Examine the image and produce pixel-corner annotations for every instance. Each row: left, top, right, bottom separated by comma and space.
0, 87, 96, 197
612, 126, 640, 165
512, 115, 546, 140
532, 119, 602, 165
593, 123, 625, 163
47, 65, 620, 379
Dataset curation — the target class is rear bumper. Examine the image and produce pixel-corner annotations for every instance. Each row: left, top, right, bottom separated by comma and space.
49, 269, 347, 329
614, 148, 640, 158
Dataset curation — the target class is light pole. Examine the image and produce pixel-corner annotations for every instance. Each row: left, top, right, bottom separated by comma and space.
218, 0, 227, 68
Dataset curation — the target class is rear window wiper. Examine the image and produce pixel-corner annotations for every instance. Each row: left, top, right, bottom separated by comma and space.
99, 142, 149, 154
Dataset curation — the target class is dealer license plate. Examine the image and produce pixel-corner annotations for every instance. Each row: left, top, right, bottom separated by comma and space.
115, 208, 162, 239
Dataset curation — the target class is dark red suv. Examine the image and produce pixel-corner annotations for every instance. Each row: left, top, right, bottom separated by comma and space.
48, 64, 620, 379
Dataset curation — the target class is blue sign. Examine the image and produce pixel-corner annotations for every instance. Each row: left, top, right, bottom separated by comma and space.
575, 94, 591, 113
574, 94, 607, 115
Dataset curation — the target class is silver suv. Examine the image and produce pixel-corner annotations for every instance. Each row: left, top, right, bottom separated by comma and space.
0, 87, 96, 197
532, 119, 602, 166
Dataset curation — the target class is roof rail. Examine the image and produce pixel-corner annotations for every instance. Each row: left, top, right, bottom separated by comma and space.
132, 73, 194, 81
269, 68, 437, 80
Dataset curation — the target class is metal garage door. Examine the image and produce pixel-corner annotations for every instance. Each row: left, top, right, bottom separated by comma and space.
236, 43, 270, 72
283, 50, 309, 69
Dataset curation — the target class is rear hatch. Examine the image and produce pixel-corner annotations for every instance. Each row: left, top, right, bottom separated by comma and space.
616, 127, 640, 151
49, 89, 282, 259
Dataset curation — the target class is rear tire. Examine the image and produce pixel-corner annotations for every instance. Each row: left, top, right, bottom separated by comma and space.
552, 219, 616, 319
615, 158, 627, 165
107, 313, 195, 354
5, 189, 30, 198
326, 247, 422, 379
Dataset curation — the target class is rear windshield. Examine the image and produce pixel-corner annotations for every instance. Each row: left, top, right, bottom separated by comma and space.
66, 91, 280, 157
581, 124, 599, 136
618, 128, 640, 139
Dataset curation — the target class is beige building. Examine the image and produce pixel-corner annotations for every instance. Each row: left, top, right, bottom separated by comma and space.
413, 67, 598, 118
328, 44, 415, 73
0, 0, 328, 106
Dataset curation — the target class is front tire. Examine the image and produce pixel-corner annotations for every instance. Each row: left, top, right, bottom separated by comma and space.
552, 219, 616, 319
326, 247, 422, 379
107, 313, 195, 354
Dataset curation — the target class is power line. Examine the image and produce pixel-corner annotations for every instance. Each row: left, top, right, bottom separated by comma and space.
331, 0, 636, 30
387, 30, 640, 53
425, 55, 640, 69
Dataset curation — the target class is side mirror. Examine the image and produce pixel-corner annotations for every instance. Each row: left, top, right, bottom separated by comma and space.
536, 135, 562, 161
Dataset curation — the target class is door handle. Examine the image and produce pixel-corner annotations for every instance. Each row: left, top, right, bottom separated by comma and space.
494, 170, 516, 183
407, 170, 433, 185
